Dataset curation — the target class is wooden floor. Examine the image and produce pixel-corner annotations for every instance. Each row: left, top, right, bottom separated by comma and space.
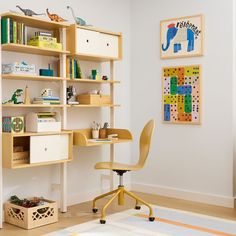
0, 191, 236, 236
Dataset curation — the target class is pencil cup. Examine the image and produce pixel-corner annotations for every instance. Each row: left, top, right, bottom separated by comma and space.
92, 130, 99, 139
99, 128, 107, 139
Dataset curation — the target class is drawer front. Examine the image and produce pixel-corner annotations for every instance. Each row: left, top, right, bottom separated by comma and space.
100, 33, 119, 58
60, 134, 69, 159
30, 135, 68, 163
76, 28, 101, 56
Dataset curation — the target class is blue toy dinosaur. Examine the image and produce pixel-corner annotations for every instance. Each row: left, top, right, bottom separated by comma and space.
67, 6, 92, 26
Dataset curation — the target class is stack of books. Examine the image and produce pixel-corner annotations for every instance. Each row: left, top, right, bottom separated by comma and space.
1, 18, 27, 44
66, 58, 82, 79
28, 31, 62, 50
33, 96, 60, 105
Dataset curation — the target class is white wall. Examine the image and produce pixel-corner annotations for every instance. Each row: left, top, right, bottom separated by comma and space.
1, 0, 131, 206
130, 0, 235, 207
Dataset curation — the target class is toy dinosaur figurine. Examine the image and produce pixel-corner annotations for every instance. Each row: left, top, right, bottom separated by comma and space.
67, 6, 91, 26
3, 89, 23, 104
16, 5, 45, 16
46, 8, 67, 22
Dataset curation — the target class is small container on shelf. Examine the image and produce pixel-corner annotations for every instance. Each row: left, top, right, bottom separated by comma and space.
77, 94, 111, 105
25, 112, 61, 132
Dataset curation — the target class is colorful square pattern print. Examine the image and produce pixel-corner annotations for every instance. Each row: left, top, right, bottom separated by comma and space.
163, 65, 201, 124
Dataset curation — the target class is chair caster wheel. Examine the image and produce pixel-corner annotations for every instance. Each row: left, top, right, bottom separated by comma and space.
92, 208, 98, 213
135, 206, 141, 210
149, 216, 155, 222
100, 219, 106, 224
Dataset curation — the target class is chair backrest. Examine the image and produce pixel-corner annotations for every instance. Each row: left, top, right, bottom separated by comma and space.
137, 119, 155, 168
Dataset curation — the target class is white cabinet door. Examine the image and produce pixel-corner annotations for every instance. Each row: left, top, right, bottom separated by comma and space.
76, 28, 101, 56
60, 135, 69, 159
100, 33, 119, 58
30, 135, 68, 163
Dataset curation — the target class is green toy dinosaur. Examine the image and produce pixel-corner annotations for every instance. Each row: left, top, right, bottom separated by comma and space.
3, 89, 23, 104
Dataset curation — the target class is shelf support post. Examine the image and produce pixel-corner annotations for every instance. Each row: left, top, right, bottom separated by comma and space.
110, 60, 115, 190
60, 27, 68, 213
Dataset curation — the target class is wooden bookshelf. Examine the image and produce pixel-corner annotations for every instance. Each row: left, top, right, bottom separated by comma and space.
67, 78, 120, 84
2, 74, 69, 82
2, 44, 69, 56
1, 12, 69, 30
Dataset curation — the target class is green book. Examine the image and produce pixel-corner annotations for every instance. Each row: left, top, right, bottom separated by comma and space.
13, 21, 17, 44
1, 18, 9, 44
76, 59, 82, 78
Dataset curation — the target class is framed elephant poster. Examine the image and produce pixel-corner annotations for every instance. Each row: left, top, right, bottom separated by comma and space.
160, 15, 204, 59
162, 65, 201, 124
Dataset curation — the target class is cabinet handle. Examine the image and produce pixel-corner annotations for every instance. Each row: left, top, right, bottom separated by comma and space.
44, 148, 47, 152
86, 39, 89, 43
107, 43, 109, 46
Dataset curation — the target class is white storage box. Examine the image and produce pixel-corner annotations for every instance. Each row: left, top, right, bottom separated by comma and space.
2, 62, 36, 75
25, 112, 61, 132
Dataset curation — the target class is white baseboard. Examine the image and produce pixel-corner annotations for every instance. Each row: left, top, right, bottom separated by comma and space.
131, 183, 235, 208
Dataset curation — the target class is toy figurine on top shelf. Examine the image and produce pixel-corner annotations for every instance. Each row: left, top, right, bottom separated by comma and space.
67, 6, 92, 26
16, 5, 45, 17
67, 86, 79, 105
2, 89, 24, 104
46, 8, 67, 22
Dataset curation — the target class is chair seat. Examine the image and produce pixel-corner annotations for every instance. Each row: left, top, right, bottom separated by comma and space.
95, 162, 141, 171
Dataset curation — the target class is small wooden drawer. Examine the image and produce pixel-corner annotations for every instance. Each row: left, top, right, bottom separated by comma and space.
4, 199, 58, 229
77, 94, 111, 105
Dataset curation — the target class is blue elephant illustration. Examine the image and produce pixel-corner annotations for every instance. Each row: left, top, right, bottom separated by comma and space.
162, 23, 195, 53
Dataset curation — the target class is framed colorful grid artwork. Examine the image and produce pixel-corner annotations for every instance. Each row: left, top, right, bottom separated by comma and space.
162, 65, 201, 124
160, 15, 204, 59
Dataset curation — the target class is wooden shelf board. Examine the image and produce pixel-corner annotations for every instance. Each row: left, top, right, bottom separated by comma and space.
69, 53, 119, 62
2, 44, 70, 56
11, 159, 71, 169
1, 12, 70, 30
2, 74, 69, 82
70, 104, 120, 108
67, 78, 120, 84
2, 104, 64, 108
3, 130, 72, 137
85, 139, 132, 146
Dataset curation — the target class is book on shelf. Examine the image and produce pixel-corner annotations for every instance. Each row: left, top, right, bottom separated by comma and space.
32, 100, 61, 105
1, 17, 27, 45
34, 96, 60, 101
66, 58, 82, 79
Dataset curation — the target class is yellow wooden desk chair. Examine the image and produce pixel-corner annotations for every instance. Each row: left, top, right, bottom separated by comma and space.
92, 119, 155, 224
